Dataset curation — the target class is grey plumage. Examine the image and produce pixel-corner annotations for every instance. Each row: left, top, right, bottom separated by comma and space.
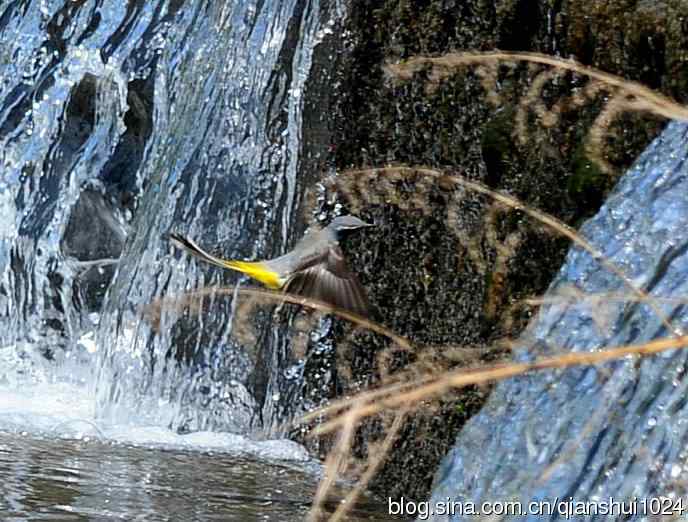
170, 215, 374, 315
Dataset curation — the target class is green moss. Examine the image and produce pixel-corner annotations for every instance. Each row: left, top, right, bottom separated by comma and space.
481, 110, 515, 186
567, 143, 608, 211
327, 0, 688, 506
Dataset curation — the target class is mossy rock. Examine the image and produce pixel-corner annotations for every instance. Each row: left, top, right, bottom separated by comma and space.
323, 0, 688, 503
567, 143, 608, 211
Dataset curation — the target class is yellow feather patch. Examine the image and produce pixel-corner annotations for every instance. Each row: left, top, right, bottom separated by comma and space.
225, 260, 283, 289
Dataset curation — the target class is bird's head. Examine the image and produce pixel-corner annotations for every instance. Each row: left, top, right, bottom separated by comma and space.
327, 215, 375, 236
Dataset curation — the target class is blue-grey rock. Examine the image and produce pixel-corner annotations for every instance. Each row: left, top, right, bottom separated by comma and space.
429, 121, 688, 520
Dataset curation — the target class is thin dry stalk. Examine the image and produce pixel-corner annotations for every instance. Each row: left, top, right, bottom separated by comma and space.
328, 408, 408, 522
585, 94, 626, 174
385, 51, 688, 175
301, 341, 495, 426
301, 50, 688, 517
486, 225, 523, 319
339, 167, 679, 335
383, 51, 688, 121
307, 404, 359, 522
302, 369, 440, 426
312, 334, 688, 435
144, 285, 414, 351
475, 63, 500, 106
516, 67, 564, 144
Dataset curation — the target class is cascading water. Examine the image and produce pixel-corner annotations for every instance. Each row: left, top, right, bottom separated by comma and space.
429, 122, 688, 520
92, 0, 334, 434
0, 0, 343, 438
0, 1, 394, 519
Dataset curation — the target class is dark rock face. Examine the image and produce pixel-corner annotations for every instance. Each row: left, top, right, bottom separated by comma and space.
63, 190, 125, 262
62, 189, 126, 311
60, 76, 154, 313
100, 76, 155, 214
332, 0, 688, 503
430, 122, 688, 520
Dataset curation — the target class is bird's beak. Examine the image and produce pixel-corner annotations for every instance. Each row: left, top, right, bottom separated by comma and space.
361, 221, 375, 228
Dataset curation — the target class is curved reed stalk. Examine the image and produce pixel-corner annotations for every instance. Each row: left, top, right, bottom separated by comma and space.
311, 334, 688, 436
337, 166, 680, 336
144, 285, 414, 352
324, 407, 408, 522
306, 401, 359, 522
383, 51, 688, 121
305, 163, 687, 518
385, 51, 688, 175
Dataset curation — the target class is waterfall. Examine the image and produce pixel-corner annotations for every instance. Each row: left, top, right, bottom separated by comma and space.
0, 0, 343, 436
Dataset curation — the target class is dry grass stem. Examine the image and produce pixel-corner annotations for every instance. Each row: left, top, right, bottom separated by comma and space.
307, 404, 359, 522
301, 370, 438, 427
300, 161, 687, 507
383, 51, 688, 121
517, 67, 564, 143
585, 95, 625, 174
384, 51, 688, 175
338, 167, 679, 335
327, 408, 408, 522
312, 334, 688, 436
144, 285, 414, 351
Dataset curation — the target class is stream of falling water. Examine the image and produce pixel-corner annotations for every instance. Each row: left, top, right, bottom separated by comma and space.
0, 1, 391, 519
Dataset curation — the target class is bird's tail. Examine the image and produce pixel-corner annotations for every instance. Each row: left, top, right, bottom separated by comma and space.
169, 233, 282, 289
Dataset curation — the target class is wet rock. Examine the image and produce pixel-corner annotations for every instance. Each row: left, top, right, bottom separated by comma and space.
430, 121, 688, 520
334, 0, 688, 503
62, 189, 125, 311
100, 76, 154, 214
63, 189, 125, 262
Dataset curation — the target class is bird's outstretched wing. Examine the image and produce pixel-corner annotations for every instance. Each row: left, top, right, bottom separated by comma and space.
284, 245, 369, 316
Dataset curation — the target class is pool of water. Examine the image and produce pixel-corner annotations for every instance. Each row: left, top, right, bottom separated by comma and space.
0, 432, 391, 521
0, 354, 393, 521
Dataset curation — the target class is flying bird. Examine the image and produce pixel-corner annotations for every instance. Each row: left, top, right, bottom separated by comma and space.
169, 215, 374, 315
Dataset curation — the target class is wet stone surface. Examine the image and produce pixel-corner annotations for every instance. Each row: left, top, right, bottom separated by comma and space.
329, 0, 688, 503
430, 123, 688, 520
